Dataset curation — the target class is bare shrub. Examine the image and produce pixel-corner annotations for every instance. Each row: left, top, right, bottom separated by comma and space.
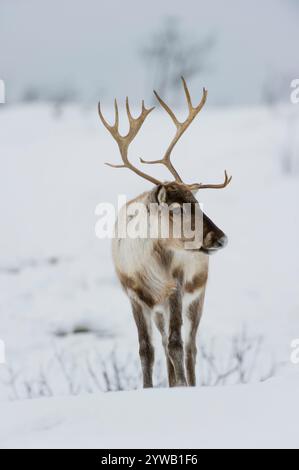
0, 331, 278, 401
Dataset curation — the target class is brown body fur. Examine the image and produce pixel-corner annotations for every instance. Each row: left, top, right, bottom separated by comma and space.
112, 182, 227, 388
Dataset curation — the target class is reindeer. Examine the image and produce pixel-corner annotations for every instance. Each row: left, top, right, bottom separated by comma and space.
98, 77, 231, 388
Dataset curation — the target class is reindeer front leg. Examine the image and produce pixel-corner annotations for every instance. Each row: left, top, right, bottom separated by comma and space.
184, 287, 206, 386
131, 300, 154, 388
168, 288, 187, 387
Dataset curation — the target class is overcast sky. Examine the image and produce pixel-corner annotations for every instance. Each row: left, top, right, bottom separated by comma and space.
0, 0, 298, 106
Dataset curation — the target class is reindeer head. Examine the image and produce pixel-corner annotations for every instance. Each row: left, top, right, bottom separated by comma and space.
150, 181, 227, 253
98, 77, 231, 254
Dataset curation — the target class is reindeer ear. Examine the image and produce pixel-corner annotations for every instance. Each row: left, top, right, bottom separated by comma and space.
157, 185, 167, 204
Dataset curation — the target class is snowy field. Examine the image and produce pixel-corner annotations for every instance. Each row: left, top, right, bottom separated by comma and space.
0, 101, 298, 446
0, 375, 298, 449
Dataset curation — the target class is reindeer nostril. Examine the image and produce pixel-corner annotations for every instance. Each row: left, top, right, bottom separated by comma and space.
203, 232, 228, 251
204, 232, 215, 247
218, 235, 228, 248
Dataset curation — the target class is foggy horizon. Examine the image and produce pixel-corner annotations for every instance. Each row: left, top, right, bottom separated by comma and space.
0, 0, 299, 106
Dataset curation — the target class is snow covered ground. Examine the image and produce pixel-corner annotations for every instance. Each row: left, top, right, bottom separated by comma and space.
0, 101, 298, 446
0, 375, 298, 449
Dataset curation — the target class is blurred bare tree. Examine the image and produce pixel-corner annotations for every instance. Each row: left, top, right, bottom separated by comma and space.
140, 17, 215, 105
22, 85, 79, 118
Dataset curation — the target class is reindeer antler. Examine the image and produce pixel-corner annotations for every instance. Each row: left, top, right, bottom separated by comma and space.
98, 98, 161, 185
98, 78, 232, 191
140, 77, 207, 182
140, 76, 232, 190
188, 170, 232, 191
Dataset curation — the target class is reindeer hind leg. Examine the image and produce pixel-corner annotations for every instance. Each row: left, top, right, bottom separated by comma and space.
131, 299, 154, 388
154, 311, 176, 387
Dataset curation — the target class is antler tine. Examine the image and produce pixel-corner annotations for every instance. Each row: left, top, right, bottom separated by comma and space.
125, 96, 133, 123
114, 99, 119, 129
98, 99, 160, 185
181, 76, 192, 111
98, 98, 120, 132
181, 76, 208, 113
98, 101, 114, 132
140, 77, 208, 183
153, 90, 179, 127
188, 170, 232, 191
